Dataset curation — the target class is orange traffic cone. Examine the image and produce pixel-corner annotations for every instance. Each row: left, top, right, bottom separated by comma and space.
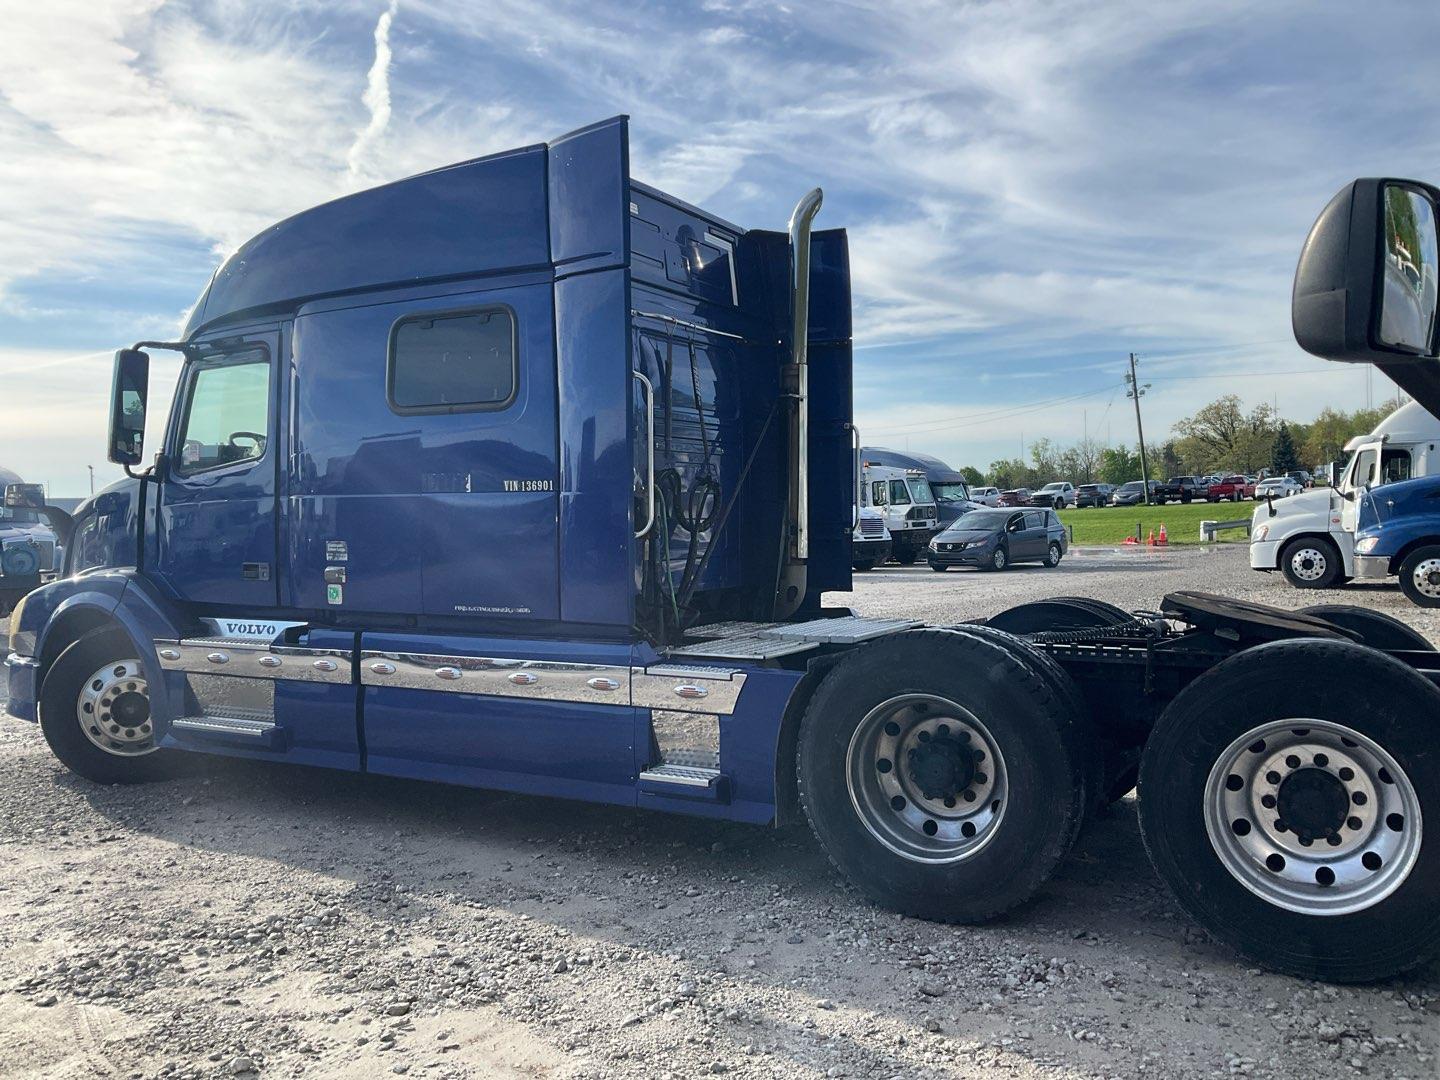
1158, 522, 1168, 546
1147, 528, 1156, 547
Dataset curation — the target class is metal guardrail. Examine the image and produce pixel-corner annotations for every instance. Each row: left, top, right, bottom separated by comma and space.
1200, 517, 1252, 541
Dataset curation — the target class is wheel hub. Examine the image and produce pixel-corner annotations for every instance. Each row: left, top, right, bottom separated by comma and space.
906, 730, 977, 801
1415, 559, 1440, 597
76, 660, 157, 757
1291, 548, 1326, 581
1275, 767, 1348, 843
1205, 719, 1422, 915
846, 694, 1007, 864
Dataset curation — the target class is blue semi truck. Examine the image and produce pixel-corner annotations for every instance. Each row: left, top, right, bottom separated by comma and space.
7, 120, 1440, 981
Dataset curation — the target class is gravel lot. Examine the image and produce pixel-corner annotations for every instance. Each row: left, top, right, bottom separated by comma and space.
2, 546, 1438, 1080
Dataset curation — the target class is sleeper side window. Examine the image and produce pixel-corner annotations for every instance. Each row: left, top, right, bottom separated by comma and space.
389, 308, 517, 413
176, 357, 271, 476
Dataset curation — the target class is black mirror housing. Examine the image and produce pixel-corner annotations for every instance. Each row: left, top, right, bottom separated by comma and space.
108, 348, 150, 466
1294, 179, 1440, 365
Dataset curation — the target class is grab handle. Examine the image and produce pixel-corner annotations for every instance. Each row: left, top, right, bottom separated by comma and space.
633, 370, 656, 538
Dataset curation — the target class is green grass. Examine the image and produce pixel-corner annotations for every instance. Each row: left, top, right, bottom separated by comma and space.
1057, 501, 1257, 546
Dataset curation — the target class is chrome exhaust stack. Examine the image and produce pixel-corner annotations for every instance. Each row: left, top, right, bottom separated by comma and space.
774, 187, 823, 619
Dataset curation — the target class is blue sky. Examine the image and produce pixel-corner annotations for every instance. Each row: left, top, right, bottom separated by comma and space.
2, 0, 1436, 495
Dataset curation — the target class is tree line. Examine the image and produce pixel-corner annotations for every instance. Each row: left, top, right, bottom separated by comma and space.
960, 394, 1406, 489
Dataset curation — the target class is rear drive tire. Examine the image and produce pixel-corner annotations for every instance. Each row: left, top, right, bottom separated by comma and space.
797, 629, 1085, 923
1138, 638, 1440, 982
1298, 604, 1433, 651
893, 548, 918, 566
853, 560, 876, 572
1044, 542, 1063, 568
1398, 545, 1440, 608
929, 563, 948, 572
40, 629, 179, 784
1280, 536, 1342, 590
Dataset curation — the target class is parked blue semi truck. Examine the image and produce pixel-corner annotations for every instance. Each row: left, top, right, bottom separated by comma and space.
7, 119, 1440, 981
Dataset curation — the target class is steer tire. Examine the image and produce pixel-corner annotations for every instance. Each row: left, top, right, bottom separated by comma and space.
1280, 536, 1342, 590
796, 629, 1084, 924
1398, 545, 1440, 608
1138, 638, 1440, 982
39, 630, 179, 785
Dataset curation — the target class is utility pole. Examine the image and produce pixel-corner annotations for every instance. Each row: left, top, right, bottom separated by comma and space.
1126, 353, 1152, 505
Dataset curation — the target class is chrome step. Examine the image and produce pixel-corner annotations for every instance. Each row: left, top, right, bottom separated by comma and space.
170, 713, 286, 750
639, 763, 722, 788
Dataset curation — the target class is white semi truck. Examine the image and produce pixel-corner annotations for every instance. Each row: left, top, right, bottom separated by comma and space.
859, 462, 940, 564
1250, 399, 1440, 588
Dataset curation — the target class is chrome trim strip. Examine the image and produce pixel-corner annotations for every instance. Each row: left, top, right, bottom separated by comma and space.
631, 665, 746, 715
154, 640, 353, 685
359, 652, 633, 706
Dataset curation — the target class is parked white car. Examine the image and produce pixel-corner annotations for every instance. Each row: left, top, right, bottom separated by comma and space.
1254, 476, 1302, 500
969, 486, 1002, 506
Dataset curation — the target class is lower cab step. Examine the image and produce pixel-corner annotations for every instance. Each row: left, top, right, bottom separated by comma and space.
169, 714, 288, 751
638, 763, 730, 803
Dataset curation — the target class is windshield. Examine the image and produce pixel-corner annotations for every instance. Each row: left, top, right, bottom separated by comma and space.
931, 481, 970, 503
1118, 482, 1142, 492
1039, 483, 1063, 492
907, 477, 935, 504
0, 506, 41, 524
1341, 447, 1377, 496
944, 509, 1012, 532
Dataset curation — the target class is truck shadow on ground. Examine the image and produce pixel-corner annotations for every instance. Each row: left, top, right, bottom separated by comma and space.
42, 750, 1440, 1076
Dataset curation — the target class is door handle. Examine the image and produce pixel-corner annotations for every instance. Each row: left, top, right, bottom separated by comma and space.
633, 369, 656, 538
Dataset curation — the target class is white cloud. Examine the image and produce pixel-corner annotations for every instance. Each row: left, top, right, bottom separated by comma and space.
347, 0, 400, 183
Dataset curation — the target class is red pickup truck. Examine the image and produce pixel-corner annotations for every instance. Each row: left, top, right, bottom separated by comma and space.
1205, 474, 1255, 502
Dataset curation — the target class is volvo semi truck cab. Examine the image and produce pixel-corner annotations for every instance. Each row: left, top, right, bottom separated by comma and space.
8, 131, 1440, 982
1250, 399, 1440, 589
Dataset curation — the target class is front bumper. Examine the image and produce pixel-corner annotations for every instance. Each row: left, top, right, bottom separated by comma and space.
928, 544, 995, 567
4, 652, 39, 722
1249, 538, 1280, 571
852, 538, 891, 562
1353, 554, 1392, 581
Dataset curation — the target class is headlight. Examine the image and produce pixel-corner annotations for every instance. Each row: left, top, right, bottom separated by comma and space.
928, 539, 940, 551
1355, 536, 1380, 554
1253, 523, 1269, 542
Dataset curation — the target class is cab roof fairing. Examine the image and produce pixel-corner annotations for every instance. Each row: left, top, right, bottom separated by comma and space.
181, 117, 639, 340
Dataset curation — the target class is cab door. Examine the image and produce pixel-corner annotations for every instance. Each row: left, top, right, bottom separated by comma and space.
156, 333, 280, 607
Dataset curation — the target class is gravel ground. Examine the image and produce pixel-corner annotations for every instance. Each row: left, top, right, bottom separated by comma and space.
1, 546, 1438, 1080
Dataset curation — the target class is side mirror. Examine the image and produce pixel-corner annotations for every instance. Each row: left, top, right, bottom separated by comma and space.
108, 349, 150, 466
1294, 179, 1440, 366
3, 483, 45, 510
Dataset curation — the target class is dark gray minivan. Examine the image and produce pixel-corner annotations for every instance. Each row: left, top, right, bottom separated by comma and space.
927, 507, 1068, 571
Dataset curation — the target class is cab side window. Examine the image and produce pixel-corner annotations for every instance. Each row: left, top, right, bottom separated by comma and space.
1381, 449, 1412, 484
888, 480, 911, 505
389, 308, 516, 413
176, 358, 270, 476
871, 481, 888, 506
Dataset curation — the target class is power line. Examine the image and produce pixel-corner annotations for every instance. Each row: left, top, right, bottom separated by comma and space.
865, 382, 1123, 435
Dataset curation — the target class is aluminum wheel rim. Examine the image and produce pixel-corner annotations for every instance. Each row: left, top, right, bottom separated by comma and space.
846, 693, 1008, 864
992, 548, 1006, 570
1204, 719, 1421, 915
1047, 544, 1061, 566
1410, 558, 1440, 599
76, 660, 157, 757
1289, 547, 1328, 582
